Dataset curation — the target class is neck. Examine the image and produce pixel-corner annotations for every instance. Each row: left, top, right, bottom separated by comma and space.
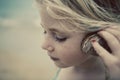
71, 57, 106, 80
59, 57, 106, 80
73, 56, 105, 73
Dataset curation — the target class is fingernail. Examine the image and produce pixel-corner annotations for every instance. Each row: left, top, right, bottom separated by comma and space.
91, 39, 96, 43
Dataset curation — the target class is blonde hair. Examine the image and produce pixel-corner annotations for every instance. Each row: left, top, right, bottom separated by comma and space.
36, 0, 120, 33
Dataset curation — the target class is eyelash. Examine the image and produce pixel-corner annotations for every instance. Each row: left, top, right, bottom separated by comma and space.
43, 30, 67, 42
54, 35, 67, 42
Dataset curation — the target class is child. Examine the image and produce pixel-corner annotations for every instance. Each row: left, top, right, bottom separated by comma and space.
36, 0, 120, 80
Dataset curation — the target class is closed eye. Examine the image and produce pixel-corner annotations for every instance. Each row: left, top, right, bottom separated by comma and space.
42, 27, 68, 42
54, 35, 67, 42
52, 32, 67, 42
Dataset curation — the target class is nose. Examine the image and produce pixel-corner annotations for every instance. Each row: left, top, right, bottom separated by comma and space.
41, 38, 54, 52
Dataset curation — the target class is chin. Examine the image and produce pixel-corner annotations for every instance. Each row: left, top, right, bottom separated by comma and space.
54, 63, 71, 68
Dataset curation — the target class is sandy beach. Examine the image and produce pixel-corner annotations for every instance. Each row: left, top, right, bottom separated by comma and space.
0, 27, 57, 80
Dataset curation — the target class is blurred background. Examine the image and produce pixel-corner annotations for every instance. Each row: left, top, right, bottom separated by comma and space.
0, 0, 57, 80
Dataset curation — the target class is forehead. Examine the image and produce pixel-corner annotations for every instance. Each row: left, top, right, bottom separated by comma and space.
40, 6, 58, 27
39, 6, 84, 34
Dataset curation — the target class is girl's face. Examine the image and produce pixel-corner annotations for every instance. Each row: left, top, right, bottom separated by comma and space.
40, 8, 91, 68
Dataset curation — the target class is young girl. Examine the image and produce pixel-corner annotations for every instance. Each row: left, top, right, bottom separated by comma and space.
36, 0, 120, 80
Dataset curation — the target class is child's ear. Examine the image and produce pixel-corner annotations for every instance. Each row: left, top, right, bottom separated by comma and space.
81, 33, 112, 56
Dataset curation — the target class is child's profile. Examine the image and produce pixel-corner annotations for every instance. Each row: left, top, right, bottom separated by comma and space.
36, 0, 120, 80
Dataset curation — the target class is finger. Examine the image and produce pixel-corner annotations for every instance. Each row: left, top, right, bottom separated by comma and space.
105, 28, 120, 41
98, 31, 120, 54
91, 41, 118, 66
109, 25, 120, 30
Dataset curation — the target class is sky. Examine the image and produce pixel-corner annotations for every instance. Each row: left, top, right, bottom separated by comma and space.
0, 1, 56, 80
0, 0, 42, 51
0, 0, 40, 28
0, 0, 32, 18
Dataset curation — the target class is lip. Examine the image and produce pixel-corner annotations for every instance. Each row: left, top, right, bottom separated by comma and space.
50, 56, 59, 61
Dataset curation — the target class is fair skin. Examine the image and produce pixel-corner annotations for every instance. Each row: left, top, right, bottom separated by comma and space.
92, 27, 120, 79
40, 6, 91, 68
40, 6, 120, 80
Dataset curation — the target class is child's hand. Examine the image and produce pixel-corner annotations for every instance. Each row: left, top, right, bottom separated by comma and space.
91, 26, 120, 79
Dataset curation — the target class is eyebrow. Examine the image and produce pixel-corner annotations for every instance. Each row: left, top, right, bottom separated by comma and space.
40, 23, 66, 34
49, 28, 64, 34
